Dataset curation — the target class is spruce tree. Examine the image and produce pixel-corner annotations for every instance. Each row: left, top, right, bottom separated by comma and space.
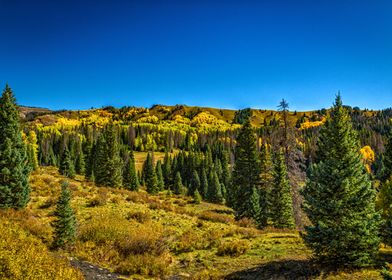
93, 134, 107, 186
123, 151, 139, 191
52, 181, 76, 248
145, 153, 159, 194
59, 147, 76, 179
0, 85, 31, 209
381, 132, 392, 181
189, 170, 201, 196
173, 171, 184, 195
378, 180, 392, 245
85, 140, 95, 180
156, 160, 165, 191
200, 168, 209, 198
193, 189, 202, 204
207, 171, 224, 204
231, 120, 262, 222
103, 123, 123, 188
162, 152, 172, 187
75, 142, 85, 175
94, 124, 123, 188
270, 152, 294, 228
259, 143, 273, 227
302, 95, 380, 267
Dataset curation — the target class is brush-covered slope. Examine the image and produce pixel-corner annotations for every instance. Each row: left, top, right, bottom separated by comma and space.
2, 165, 391, 279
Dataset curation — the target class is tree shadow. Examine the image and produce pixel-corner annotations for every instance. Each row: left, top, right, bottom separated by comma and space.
225, 259, 336, 280
225, 251, 392, 280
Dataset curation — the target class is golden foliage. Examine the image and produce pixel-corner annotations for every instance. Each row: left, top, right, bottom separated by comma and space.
360, 145, 375, 173
300, 120, 325, 130
0, 217, 83, 280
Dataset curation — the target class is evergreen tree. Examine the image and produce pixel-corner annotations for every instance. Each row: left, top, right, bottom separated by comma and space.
123, 151, 139, 191
381, 132, 392, 181
145, 153, 159, 194
193, 189, 202, 204
59, 147, 76, 179
156, 160, 165, 191
94, 124, 123, 188
221, 151, 231, 190
231, 120, 262, 222
94, 134, 107, 186
103, 124, 123, 188
378, 180, 392, 245
75, 142, 85, 175
200, 168, 209, 198
173, 171, 184, 195
84, 140, 95, 180
302, 95, 380, 267
189, 170, 201, 196
0, 85, 31, 209
207, 171, 223, 204
52, 181, 76, 248
162, 152, 172, 187
259, 143, 273, 227
243, 187, 261, 223
270, 152, 294, 228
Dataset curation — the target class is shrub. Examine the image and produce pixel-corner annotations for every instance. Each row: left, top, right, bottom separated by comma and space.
126, 211, 151, 223
198, 211, 233, 224
87, 189, 108, 207
236, 217, 257, 228
174, 230, 204, 253
115, 253, 171, 277
191, 269, 223, 280
39, 197, 57, 209
0, 219, 83, 280
77, 213, 170, 277
216, 240, 250, 257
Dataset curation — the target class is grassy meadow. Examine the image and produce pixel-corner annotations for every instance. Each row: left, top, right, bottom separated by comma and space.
1, 165, 391, 279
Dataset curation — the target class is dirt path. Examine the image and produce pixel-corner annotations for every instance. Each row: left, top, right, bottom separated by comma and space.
70, 258, 122, 280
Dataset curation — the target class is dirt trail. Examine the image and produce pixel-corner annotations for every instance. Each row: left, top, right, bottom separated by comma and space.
70, 258, 122, 280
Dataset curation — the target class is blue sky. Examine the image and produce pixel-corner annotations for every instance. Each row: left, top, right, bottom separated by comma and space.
1, 0, 391, 110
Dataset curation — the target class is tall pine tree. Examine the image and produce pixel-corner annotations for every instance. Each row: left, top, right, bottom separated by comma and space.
52, 181, 76, 248
302, 95, 380, 267
123, 150, 139, 191
381, 131, 392, 181
231, 120, 263, 224
0, 85, 31, 209
207, 170, 224, 204
259, 143, 273, 227
94, 124, 123, 188
156, 160, 165, 191
59, 147, 76, 179
270, 151, 295, 228
145, 153, 159, 194
173, 171, 184, 195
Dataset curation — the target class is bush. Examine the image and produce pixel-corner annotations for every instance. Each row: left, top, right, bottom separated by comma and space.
216, 240, 250, 257
77, 213, 170, 277
236, 217, 257, 228
39, 197, 57, 209
0, 218, 83, 280
87, 189, 108, 207
115, 253, 171, 277
126, 211, 151, 223
198, 211, 233, 224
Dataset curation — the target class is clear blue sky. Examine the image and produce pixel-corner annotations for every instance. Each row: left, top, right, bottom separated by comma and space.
1, 0, 391, 111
